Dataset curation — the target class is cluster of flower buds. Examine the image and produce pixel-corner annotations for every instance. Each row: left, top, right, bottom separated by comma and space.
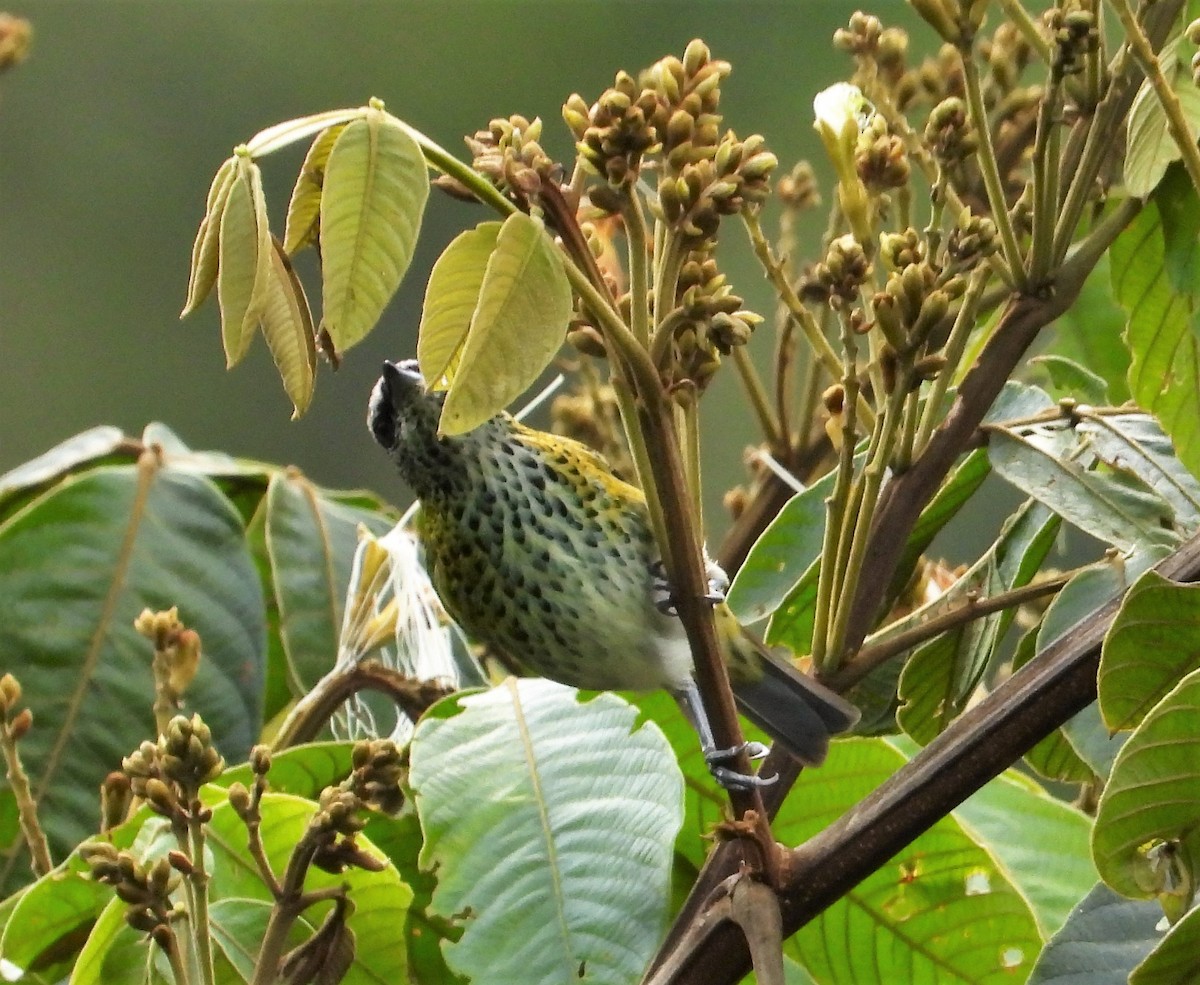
945, 208, 999, 273
981, 21, 1035, 95
309, 786, 385, 875
872, 230, 969, 355
564, 74, 660, 189
80, 841, 181, 937
777, 161, 821, 212
834, 12, 910, 90
926, 97, 978, 171
122, 713, 225, 815
659, 131, 777, 248
135, 607, 202, 700
856, 114, 911, 193
348, 739, 407, 816
643, 40, 729, 171
0, 673, 31, 742
1045, 6, 1099, 78
800, 235, 873, 310
464, 115, 556, 201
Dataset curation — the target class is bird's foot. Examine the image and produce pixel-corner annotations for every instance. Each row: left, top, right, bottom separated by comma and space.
651, 557, 730, 615
705, 741, 777, 790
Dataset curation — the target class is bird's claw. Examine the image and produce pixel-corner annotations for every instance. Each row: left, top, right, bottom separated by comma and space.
651, 557, 730, 616
705, 741, 776, 790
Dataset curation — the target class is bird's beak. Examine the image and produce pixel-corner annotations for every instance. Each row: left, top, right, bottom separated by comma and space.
380, 359, 425, 397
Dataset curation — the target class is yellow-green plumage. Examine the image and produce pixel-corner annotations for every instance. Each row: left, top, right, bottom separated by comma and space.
369, 360, 858, 769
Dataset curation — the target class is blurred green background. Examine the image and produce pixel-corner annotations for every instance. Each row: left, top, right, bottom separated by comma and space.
1, 1, 920, 525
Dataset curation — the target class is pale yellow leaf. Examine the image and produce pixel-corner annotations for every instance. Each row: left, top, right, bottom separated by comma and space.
181, 156, 237, 317
245, 106, 365, 158
283, 124, 347, 257
439, 212, 573, 435
319, 108, 429, 355
417, 222, 502, 387
217, 156, 273, 368
260, 237, 317, 419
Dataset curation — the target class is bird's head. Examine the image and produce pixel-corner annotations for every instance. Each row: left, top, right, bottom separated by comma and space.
368, 359, 472, 500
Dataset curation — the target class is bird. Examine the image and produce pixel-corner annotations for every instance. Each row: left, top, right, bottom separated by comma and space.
368, 359, 859, 787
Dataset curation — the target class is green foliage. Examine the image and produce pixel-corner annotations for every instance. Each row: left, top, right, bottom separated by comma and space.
409, 680, 683, 985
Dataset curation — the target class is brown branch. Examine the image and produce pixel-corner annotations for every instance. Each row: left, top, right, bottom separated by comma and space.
646, 531, 1200, 984
271, 663, 452, 750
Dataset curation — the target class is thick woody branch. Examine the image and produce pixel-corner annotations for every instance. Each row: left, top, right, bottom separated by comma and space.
647, 531, 1200, 984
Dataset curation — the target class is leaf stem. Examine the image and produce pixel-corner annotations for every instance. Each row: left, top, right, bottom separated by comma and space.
960, 49, 1028, 290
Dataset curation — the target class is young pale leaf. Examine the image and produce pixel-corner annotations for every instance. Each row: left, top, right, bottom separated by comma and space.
244, 106, 364, 159
1113, 189, 1200, 479
1026, 883, 1165, 985
217, 153, 272, 368
1099, 569, 1200, 732
410, 680, 683, 985
319, 107, 429, 355
1092, 667, 1200, 901
987, 425, 1178, 553
1129, 899, 1200, 984
259, 237, 317, 418
181, 155, 237, 317
438, 212, 573, 435
1124, 38, 1200, 197
417, 222, 502, 386
780, 739, 1042, 984
1078, 412, 1200, 532
283, 124, 347, 256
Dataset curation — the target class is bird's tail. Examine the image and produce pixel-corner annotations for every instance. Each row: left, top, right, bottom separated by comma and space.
718, 607, 860, 766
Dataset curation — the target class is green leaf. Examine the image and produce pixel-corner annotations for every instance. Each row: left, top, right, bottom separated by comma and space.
1030, 354, 1111, 405
1099, 570, 1200, 732
727, 468, 837, 625
1092, 667, 1200, 901
1014, 624, 1096, 784
1079, 412, 1200, 532
217, 152, 271, 369
0, 465, 265, 886
182, 155, 238, 318
409, 680, 683, 985
264, 471, 394, 692
1027, 883, 1165, 985
209, 898, 311, 982
259, 237, 317, 419
1129, 898, 1200, 984
1113, 191, 1200, 480
417, 221, 502, 386
70, 897, 156, 985
1124, 38, 1200, 196
1034, 549, 1170, 779
216, 742, 355, 797
204, 792, 413, 982
954, 769, 1096, 937
1156, 162, 1200, 293
897, 500, 1059, 744
439, 211, 573, 435
987, 424, 1177, 553
0, 425, 126, 509
319, 107, 429, 354
781, 739, 1042, 983
362, 810, 467, 985
1048, 254, 1131, 404
283, 123, 347, 256
763, 448, 988, 662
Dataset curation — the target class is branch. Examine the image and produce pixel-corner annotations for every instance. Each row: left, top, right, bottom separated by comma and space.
646, 531, 1200, 984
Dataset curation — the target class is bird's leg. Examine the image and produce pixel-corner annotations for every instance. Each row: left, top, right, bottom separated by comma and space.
675, 680, 776, 790
651, 554, 730, 615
